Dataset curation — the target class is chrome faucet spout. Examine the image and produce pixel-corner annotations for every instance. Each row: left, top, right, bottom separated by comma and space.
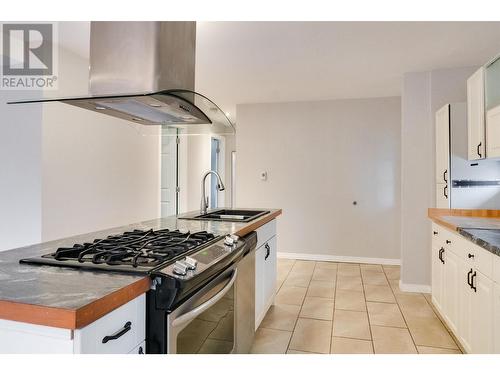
200, 170, 225, 215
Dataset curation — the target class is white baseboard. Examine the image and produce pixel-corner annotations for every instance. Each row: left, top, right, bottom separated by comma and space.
277, 252, 400, 266
399, 280, 431, 293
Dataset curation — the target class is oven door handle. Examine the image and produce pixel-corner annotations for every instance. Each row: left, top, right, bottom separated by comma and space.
171, 269, 238, 328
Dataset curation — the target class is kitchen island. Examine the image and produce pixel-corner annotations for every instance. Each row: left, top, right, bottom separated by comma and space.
0, 208, 281, 353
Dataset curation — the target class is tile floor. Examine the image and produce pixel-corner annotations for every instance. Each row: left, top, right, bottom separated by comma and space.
250, 259, 462, 354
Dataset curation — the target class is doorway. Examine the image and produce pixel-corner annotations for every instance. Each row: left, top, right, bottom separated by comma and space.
210, 137, 221, 209
160, 128, 179, 216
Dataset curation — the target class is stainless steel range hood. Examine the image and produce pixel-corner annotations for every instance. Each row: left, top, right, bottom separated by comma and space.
8, 22, 234, 135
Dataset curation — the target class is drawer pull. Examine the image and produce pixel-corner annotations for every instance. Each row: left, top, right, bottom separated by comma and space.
468, 253, 475, 259
264, 243, 271, 260
438, 248, 445, 264
102, 321, 132, 344
471, 271, 477, 292
467, 269, 473, 288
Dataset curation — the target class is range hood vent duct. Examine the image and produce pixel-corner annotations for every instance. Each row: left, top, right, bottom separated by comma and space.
9, 22, 234, 135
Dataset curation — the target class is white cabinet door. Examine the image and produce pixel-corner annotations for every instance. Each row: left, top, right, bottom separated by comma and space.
431, 245, 445, 313
486, 105, 500, 158
435, 105, 450, 183
254, 244, 265, 330
458, 264, 473, 353
436, 183, 449, 209
442, 249, 460, 333
494, 284, 500, 354
263, 236, 277, 310
467, 67, 486, 160
470, 270, 494, 353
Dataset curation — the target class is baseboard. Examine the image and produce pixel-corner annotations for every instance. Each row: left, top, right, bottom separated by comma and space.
399, 280, 431, 293
277, 252, 400, 266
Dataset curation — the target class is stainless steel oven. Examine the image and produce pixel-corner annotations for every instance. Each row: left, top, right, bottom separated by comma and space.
166, 266, 237, 354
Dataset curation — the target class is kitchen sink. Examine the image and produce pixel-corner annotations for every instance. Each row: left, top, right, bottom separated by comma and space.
180, 209, 270, 222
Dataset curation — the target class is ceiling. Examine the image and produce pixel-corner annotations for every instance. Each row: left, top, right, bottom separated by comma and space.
195, 22, 500, 121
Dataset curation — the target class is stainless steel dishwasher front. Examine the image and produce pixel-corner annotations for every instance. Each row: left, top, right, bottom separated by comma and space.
234, 245, 256, 353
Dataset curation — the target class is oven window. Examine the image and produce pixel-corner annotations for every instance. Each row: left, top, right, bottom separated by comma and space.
176, 284, 234, 354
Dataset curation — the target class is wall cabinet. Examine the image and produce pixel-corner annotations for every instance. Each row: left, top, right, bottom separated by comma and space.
486, 104, 500, 158
435, 105, 450, 208
467, 67, 486, 160
254, 219, 277, 330
431, 224, 497, 353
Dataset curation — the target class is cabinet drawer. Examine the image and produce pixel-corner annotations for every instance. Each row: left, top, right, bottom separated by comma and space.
256, 219, 276, 249
456, 237, 493, 279
74, 294, 145, 354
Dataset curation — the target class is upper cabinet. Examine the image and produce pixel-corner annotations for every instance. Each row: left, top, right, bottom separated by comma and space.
435, 104, 450, 208
467, 67, 485, 160
486, 56, 500, 158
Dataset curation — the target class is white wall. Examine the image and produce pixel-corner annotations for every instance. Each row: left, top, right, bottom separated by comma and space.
236, 97, 401, 262
41, 23, 160, 241
400, 66, 477, 289
0, 90, 42, 251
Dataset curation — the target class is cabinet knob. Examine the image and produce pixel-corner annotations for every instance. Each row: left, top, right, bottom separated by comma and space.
468, 253, 475, 259
446, 240, 451, 244
433, 231, 438, 235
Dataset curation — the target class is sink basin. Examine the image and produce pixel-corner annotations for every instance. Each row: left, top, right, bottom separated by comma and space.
180, 209, 270, 223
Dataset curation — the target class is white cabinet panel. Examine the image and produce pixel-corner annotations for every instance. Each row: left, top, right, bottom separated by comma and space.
470, 270, 494, 354
254, 244, 265, 330
435, 105, 450, 183
494, 284, 500, 353
431, 244, 445, 313
467, 67, 486, 160
263, 236, 277, 311
458, 263, 473, 353
73, 294, 145, 354
255, 235, 277, 330
443, 249, 460, 333
436, 183, 449, 209
486, 105, 500, 158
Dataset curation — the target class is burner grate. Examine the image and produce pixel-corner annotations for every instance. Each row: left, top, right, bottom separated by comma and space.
46, 229, 217, 268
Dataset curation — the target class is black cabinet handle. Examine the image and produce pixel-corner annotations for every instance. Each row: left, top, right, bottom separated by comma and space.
264, 243, 271, 260
102, 321, 132, 344
138, 346, 144, 354
439, 248, 445, 264
446, 240, 451, 244
444, 185, 448, 199
443, 170, 448, 183
477, 142, 482, 158
471, 271, 477, 292
467, 269, 473, 287
433, 231, 438, 235
468, 253, 475, 259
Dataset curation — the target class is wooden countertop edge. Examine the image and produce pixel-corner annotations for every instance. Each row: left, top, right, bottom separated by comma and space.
1, 210, 281, 329
428, 208, 500, 232
0, 277, 151, 330
234, 209, 282, 237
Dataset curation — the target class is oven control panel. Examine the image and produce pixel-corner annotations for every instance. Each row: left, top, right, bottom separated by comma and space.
159, 235, 241, 279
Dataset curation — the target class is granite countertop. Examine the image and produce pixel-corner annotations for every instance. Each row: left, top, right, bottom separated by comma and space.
0, 208, 281, 328
428, 208, 500, 258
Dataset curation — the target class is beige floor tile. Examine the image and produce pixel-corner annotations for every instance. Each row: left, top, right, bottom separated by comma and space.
286, 349, 320, 354
417, 346, 462, 354
289, 318, 332, 354
275, 286, 307, 306
336, 276, 363, 291
277, 267, 292, 281
316, 261, 338, 270
260, 304, 301, 331
312, 267, 337, 282
277, 258, 295, 268
335, 290, 366, 311
383, 265, 401, 280
396, 294, 437, 319
332, 309, 371, 340
362, 271, 389, 286
388, 279, 416, 296
307, 280, 335, 299
300, 297, 334, 320
405, 316, 458, 349
283, 271, 312, 288
367, 302, 406, 328
331, 337, 374, 354
360, 264, 383, 272
337, 263, 361, 277
423, 293, 432, 303
291, 260, 316, 275
364, 284, 396, 303
371, 326, 417, 354
250, 327, 292, 354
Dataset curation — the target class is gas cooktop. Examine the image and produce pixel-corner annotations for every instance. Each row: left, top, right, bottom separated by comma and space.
20, 228, 222, 274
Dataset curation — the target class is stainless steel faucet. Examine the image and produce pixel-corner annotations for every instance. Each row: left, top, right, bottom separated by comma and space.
200, 170, 225, 215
